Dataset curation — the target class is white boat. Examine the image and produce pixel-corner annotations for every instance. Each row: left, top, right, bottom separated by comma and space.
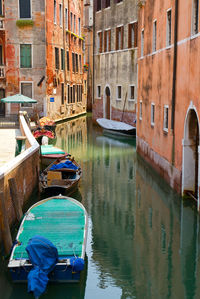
96, 118, 136, 137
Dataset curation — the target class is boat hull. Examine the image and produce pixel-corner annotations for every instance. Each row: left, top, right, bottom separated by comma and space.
42, 179, 80, 196
9, 263, 82, 283
103, 128, 136, 137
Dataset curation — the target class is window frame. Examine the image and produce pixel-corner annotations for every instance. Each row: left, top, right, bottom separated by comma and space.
19, 0, 32, 19
116, 25, 124, 50
65, 8, 68, 29
59, 4, 63, 27
97, 31, 102, 53
128, 21, 138, 48
163, 105, 169, 132
55, 47, 59, 70
192, 0, 199, 36
166, 9, 172, 47
152, 19, 157, 53
128, 85, 135, 102
97, 85, 101, 99
139, 100, 142, 120
141, 29, 144, 57
116, 85, 122, 101
54, 0, 57, 24
151, 102, 155, 126
20, 44, 32, 69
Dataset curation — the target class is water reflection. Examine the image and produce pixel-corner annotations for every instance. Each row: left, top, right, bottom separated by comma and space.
2, 115, 200, 299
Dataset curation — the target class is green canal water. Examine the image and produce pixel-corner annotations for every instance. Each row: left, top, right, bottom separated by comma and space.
1, 115, 200, 299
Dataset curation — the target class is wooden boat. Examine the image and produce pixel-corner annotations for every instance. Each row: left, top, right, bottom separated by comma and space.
40, 144, 69, 166
8, 195, 88, 285
40, 157, 82, 196
96, 118, 136, 137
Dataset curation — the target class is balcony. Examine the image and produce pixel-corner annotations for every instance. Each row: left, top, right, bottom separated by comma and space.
0, 66, 5, 78
0, 17, 4, 30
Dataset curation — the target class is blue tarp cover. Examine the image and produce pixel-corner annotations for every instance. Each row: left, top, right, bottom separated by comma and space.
26, 235, 58, 298
50, 160, 78, 171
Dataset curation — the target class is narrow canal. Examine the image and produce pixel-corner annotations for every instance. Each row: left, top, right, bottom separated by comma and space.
1, 114, 200, 299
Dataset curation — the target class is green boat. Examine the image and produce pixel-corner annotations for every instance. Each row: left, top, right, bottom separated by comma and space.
8, 195, 88, 283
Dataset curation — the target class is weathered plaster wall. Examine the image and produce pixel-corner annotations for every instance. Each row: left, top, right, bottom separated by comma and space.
46, 0, 87, 120
93, 0, 138, 126
5, 0, 46, 115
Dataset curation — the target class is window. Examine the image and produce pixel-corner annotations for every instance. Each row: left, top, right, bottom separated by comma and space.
74, 15, 76, 33
84, 80, 87, 94
73, 85, 76, 103
139, 101, 142, 120
79, 55, 82, 72
65, 8, 68, 29
97, 85, 101, 98
61, 83, 64, 105
21, 82, 33, 107
117, 85, 122, 100
59, 4, 62, 26
0, 0, 2, 15
19, 0, 31, 19
192, 0, 199, 35
78, 18, 81, 36
75, 54, 78, 72
67, 84, 70, 103
152, 20, 157, 52
151, 103, 155, 125
20, 44, 32, 68
104, 29, 111, 52
129, 85, 135, 101
97, 32, 102, 53
97, 0, 101, 11
66, 51, 69, 71
166, 9, 172, 46
128, 22, 138, 48
55, 47, 59, 69
70, 12, 73, 30
54, 0, 56, 24
105, 0, 110, 8
163, 105, 169, 132
116, 26, 124, 50
0, 45, 3, 65
70, 86, 73, 103
61, 49, 65, 70
72, 53, 75, 72
141, 29, 144, 57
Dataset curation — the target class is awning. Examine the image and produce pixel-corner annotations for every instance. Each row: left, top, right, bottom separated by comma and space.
1, 94, 37, 103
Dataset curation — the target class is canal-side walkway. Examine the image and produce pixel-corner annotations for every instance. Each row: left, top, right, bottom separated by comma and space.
0, 129, 17, 167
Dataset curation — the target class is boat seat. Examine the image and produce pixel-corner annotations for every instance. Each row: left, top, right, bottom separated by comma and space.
47, 171, 62, 186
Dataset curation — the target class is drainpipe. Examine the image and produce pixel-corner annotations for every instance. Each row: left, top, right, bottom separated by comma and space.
171, 0, 179, 165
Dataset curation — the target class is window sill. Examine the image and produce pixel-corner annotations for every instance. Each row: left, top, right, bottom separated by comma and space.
116, 98, 122, 101
163, 128, 168, 134
128, 99, 135, 102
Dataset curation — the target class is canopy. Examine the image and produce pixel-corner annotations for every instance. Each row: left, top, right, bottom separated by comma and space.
1, 94, 37, 103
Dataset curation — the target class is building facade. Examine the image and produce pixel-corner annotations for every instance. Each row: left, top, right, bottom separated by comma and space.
137, 0, 200, 209
0, 0, 86, 121
93, 0, 138, 125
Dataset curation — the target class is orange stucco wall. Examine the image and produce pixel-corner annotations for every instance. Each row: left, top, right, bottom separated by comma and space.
136, 0, 200, 193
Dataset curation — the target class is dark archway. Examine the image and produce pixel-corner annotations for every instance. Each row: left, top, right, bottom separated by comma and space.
105, 86, 111, 119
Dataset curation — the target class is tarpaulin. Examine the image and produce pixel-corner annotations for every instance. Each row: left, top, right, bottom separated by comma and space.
26, 236, 58, 298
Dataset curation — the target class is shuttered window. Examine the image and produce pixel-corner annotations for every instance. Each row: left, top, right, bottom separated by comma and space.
66, 51, 69, 71
0, 0, 2, 15
61, 49, 65, 70
116, 26, 123, 50
128, 22, 138, 48
20, 44, 32, 68
55, 47, 59, 69
19, 0, 31, 19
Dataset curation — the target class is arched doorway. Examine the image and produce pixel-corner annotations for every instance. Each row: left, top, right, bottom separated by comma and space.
105, 86, 111, 119
182, 108, 200, 205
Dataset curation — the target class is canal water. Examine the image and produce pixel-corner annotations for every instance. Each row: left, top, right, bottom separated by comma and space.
1, 114, 200, 299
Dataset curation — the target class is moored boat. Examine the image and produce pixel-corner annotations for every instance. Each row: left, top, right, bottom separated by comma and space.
40, 157, 82, 196
8, 195, 88, 293
40, 144, 69, 166
97, 118, 136, 137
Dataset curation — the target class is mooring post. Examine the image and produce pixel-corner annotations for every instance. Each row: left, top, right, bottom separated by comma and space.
8, 178, 23, 222
0, 192, 12, 255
